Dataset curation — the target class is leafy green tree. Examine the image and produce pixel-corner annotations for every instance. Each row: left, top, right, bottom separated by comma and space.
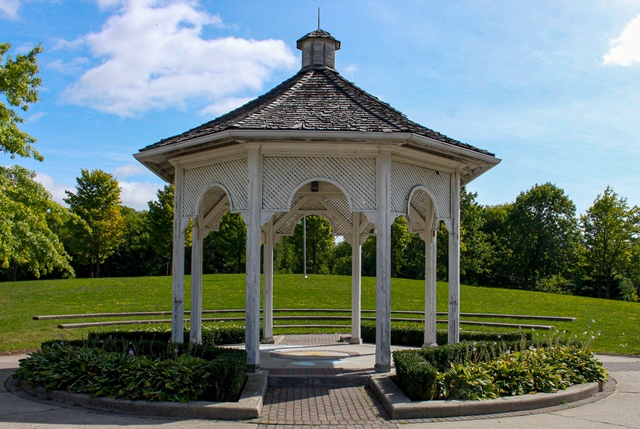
362, 216, 412, 278
506, 183, 580, 290
480, 203, 513, 287
1, 43, 43, 161
147, 185, 175, 275
100, 208, 159, 277
64, 169, 125, 278
330, 240, 352, 275
203, 212, 246, 274
0, 165, 73, 280
580, 186, 639, 299
292, 215, 334, 274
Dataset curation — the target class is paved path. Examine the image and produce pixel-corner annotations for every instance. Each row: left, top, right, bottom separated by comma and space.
1, 335, 640, 428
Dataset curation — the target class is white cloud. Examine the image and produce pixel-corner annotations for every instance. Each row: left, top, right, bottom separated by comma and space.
0, 0, 19, 19
343, 64, 358, 77
119, 181, 162, 210
198, 96, 253, 117
62, 0, 297, 116
34, 173, 70, 206
48, 57, 90, 75
114, 163, 150, 178
603, 14, 640, 66
26, 112, 47, 123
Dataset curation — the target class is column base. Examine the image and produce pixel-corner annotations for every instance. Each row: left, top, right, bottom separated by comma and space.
261, 337, 275, 344
422, 342, 438, 348
374, 363, 391, 373
246, 364, 260, 374
349, 337, 363, 345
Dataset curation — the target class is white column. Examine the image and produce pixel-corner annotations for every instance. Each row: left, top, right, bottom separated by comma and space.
190, 216, 203, 344
263, 219, 274, 343
245, 146, 262, 373
375, 149, 392, 373
448, 169, 461, 344
423, 225, 438, 348
171, 166, 186, 343
350, 212, 363, 344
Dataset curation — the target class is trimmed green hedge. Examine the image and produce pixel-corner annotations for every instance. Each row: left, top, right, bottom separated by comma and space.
89, 323, 252, 346
393, 342, 608, 401
361, 321, 531, 347
15, 338, 247, 403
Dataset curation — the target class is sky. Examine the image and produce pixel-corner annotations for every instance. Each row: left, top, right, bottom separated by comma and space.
1, 0, 640, 214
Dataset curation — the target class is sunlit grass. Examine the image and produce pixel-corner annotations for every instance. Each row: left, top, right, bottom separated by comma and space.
0, 274, 637, 355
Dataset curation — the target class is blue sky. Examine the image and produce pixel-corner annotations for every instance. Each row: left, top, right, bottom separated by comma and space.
2, 0, 639, 213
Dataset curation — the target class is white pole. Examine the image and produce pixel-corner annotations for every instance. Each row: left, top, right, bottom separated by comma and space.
303, 215, 308, 278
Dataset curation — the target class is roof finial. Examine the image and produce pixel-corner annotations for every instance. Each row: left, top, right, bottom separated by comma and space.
317, 7, 320, 30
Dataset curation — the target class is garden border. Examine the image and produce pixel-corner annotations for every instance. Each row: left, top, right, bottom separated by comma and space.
8, 371, 267, 420
369, 374, 602, 419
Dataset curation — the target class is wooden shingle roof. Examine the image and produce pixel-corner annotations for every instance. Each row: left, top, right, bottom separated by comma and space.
140, 68, 493, 156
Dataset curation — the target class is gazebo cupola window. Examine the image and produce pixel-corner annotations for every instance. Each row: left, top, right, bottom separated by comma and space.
297, 29, 341, 71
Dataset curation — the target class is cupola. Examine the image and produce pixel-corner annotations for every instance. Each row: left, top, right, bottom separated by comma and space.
296, 29, 341, 71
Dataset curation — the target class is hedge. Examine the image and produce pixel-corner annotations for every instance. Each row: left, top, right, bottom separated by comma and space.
89, 323, 252, 346
360, 321, 531, 347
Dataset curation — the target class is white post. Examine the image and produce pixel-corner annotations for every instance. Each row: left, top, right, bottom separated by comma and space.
350, 212, 363, 344
171, 166, 186, 343
245, 146, 262, 373
303, 215, 307, 278
263, 219, 274, 343
190, 216, 203, 344
423, 224, 438, 348
375, 149, 392, 373
448, 169, 461, 344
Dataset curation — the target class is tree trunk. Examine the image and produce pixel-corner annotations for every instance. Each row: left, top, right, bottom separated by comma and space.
10, 261, 18, 282
94, 262, 101, 279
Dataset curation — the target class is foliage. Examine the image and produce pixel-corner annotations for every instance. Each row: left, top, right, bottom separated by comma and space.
203, 212, 246, 274
293, 215, 334, 274
15, 341, 246, 403
394, 342, 608, 401
91, 323, 249, 346
360, 322, 530, 349
0, 43, 43, 161
0, 165, 73, 280
64, 169, 125, 278
580, 186, 639, 299
361, 216, 411, 277
506, 183, 580, 290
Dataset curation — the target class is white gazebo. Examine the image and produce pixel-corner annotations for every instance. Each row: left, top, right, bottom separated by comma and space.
135, 29, 500, 373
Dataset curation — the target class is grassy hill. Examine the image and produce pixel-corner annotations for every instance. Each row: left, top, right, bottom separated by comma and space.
1, 274, 637, 355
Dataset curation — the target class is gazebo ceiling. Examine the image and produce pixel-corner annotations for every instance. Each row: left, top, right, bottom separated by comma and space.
135, 29, 499, 184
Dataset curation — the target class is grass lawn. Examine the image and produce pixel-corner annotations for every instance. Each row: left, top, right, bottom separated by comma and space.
1, 274, 638, 355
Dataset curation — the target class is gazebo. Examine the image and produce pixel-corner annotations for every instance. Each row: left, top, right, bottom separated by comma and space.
135, 29, 500, 373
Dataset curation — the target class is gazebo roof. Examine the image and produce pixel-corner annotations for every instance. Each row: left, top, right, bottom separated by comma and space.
140, 67, 492, 156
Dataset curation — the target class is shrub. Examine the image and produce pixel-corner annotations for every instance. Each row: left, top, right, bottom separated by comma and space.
89, 323, 253, 347
393, 343, 608, 401
15, 340, 247, 403
361, 321, 530, 348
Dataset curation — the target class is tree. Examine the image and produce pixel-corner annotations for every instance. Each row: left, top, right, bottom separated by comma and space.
203, 212, 246, 274
1, 43, 44, 161
506, 183, 580, 290
147, 185, 175, 275
292, 215, 334, 274
64, 169, 125, 278
0, 165, 73, 280
580, 186, 639, 299
362, 216, 411, 278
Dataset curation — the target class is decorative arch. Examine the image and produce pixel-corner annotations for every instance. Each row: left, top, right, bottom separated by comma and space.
406, 186, 439, 235
196, 184, 232, 232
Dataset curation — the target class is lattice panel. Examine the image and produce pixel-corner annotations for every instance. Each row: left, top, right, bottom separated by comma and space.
325, 197, 353, 236
200, 188, 226, 214
275, 213, 303, 235
205, 207, 228, 231
183, 158, 248, 217
390, 160, 451, 219
300, 198, 326, 211
407, 189, 429, 233
262, 157, 376, 211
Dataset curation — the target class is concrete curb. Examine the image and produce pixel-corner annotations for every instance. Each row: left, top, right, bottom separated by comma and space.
369, 375, 602, 419
9, 371, 267, 420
